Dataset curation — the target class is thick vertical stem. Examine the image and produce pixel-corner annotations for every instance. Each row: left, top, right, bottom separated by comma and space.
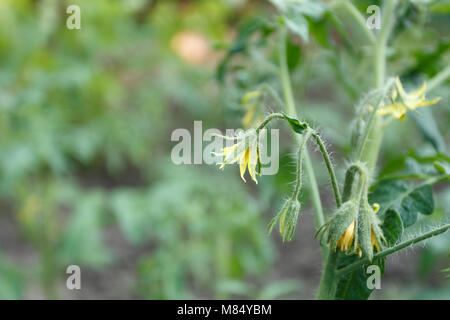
316, 249, 339, 299
361, 0, 397, 172
316, 0, 398, 299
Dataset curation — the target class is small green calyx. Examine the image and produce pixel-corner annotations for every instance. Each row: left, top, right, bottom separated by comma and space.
281, 113, 308, 134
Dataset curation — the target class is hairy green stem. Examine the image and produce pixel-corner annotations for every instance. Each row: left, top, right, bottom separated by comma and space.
375, 0, 397, 88
256, 113, 284, 132
316, 167, 370, 299
359, 0, 397, 171
316, 249, 339, 299
336, 224, 450, 277
341, 162, 369, 202
293, 130, 312, 198
278, 24, 326, 256
311, 131, 342, 208
279, 26, 297, 117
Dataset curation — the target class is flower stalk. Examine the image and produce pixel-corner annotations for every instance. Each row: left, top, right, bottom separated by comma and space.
336, 223, 450, 277
278, 23, 326, 258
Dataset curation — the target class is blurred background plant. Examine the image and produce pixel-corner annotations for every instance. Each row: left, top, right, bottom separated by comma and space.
0, 0, 448, 299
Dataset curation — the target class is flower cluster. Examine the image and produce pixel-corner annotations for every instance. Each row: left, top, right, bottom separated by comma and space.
317, 163, 386, 261
319, 199, 385, 260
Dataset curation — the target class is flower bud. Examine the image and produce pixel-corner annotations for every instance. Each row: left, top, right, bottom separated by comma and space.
269, 198, 301, 242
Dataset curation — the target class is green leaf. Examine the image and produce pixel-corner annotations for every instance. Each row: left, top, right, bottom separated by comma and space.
110, 190, 150, 244
283, 12, 309, 42
271, 0, 326, 43
400, 184, 434, 221
335, 254, 385, 300
270, 0, 326, 20
379, 155, 450, 180
59, 193, 111, 267
216, 17, 272, 82
370, 180, 435, 228
434, 161, 450, 175
381, 209, 404, 246
370, 180, 408, 207
281, 113, 308, 134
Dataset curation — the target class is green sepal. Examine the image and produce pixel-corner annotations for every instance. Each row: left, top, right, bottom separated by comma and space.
357, 203, 373, 261
325, 201, 358, 251
281, 113, 308, 134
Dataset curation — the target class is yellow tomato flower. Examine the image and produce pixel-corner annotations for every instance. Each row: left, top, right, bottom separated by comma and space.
336, 220, 381, 257
213, 130, 259, 183
320, 199, 384, 260
377, 77, 441, 120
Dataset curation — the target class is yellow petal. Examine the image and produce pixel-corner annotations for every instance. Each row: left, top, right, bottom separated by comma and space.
371, 229, 381, 252
239, 149, 249, 182
409, 81, 427, 100
395, 77, 407, 98
377, 103, 407, 119
337, 221, 355, 252
247, 147, 258, 184
417, 97, 441, 108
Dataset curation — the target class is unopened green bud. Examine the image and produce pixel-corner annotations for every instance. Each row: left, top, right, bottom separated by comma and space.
268, 198, 301, 242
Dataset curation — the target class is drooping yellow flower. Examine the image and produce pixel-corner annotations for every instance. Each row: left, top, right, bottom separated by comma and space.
213, 130, 259, 183
321, 200, 384, 260
377, 77, 441, 120
336, 220, 381, 257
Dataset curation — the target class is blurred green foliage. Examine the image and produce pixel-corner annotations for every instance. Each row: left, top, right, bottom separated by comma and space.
0, 0, 278, 299
0, 0, 448, 299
